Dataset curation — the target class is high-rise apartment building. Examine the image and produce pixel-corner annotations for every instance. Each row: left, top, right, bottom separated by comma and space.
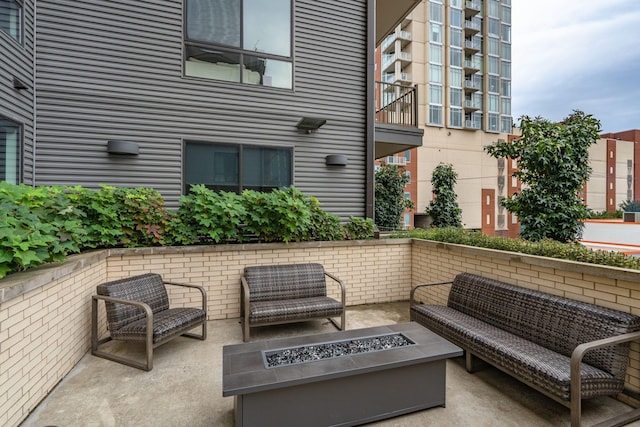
377, 0, 516, 234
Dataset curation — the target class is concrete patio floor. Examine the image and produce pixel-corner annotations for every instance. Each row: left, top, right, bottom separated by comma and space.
21, 301, 640, 427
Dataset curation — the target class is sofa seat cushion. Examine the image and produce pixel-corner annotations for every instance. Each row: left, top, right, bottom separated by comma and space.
112, 307, 206, 344
413, 304, 623, 400
249, 296, 343, 324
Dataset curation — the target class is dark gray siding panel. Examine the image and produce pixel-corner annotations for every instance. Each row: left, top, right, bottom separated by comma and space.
34, 0, 368, 217
0, 0, 35, 184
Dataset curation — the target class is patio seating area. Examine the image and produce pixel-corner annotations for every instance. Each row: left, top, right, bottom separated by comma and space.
21, 302, 640, 427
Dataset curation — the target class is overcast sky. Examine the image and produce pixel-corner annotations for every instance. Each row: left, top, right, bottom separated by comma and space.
512, 0, 640, 133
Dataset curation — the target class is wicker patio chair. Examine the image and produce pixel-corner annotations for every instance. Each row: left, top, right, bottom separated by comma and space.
91, 273, 207, 371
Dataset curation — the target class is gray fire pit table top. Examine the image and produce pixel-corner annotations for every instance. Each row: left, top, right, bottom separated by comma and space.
223, 322, 462, 397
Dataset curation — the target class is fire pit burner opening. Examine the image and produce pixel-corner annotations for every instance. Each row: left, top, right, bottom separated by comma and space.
262, 332, 415, 368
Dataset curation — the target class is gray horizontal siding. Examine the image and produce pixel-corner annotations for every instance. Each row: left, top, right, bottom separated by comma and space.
0, 0, 35, 184
34, 0, 368, 217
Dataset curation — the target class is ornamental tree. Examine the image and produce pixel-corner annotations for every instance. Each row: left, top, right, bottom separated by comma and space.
425, 163, 462, 228
374, 163, 413, 229
484, 110, 601, 242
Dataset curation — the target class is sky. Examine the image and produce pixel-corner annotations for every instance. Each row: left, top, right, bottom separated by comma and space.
512, 0, 640, 133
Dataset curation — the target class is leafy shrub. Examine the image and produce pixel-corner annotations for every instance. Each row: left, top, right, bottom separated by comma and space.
0, 183, 85, 277
392, 227, 640, 270
425, 163, 462, 228
374, 164, 413, 229
620, 200, 640, 213
304, 196, 344, 241
171, 185, 245, 244
343, 216, 374, 240
242, 187, 312, 243
587, 209, 622, 219
68, 185, 172, 248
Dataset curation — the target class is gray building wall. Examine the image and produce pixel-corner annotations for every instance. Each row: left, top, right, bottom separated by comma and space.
33, 0, 369, 217
1, 0, 35, 184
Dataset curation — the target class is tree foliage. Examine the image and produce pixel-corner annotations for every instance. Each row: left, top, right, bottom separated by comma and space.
425, 163, 462, 228
374, 164, 413, 229
484, 110, 601, 242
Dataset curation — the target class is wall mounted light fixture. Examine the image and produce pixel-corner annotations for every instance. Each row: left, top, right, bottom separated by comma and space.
325, 154, 348, 167
296, 117, 327, 134
13, 76, 28, 90
107, 140, 140, 155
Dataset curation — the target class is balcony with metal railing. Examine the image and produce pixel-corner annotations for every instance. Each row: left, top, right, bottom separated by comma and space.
375, 81, 423, 158
464, 79, 481, 92
464, 39, 481, 53
465, 0, 481, 18
464, 99, 482, 111
464, 19, 480, 35
464, 58, 481, 75
465, 119, 482, 129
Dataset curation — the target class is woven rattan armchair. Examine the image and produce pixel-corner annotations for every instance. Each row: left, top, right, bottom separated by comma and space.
241, 263, 346, 342
91, 273, 207, 371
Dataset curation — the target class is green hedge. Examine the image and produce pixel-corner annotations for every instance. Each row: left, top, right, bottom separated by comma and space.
392, 227, 640, 271
0, 183, 373, 279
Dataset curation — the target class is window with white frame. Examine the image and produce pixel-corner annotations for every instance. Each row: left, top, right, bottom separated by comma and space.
184, 0, 292, 89
0, 117, 21, 184
0, 0, 21, 42
184, 141, 292, 193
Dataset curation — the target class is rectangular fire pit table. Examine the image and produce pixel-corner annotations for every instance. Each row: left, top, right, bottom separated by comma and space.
222, 322, 462, 427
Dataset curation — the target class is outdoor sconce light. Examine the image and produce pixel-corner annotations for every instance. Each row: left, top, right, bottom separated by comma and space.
296, 117, 327, 134
107, 140, 140, 155
13, 76, 28, 90
325, 154, 348, 167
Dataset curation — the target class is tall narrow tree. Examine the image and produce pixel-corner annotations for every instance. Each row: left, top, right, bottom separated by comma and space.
374, 164, 413, 229
425, 163, 462, 228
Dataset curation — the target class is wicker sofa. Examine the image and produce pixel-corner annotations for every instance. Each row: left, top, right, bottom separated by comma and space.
410, 272, 640, 427
241, 263, 345, 342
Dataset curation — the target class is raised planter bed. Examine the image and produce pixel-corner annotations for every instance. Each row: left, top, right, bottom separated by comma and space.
222, 322, 462, 427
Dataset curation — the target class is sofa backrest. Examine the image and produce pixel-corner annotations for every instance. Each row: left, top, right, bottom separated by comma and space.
447, 272, 640, 377
243, 263, 327, 302
97, 273, 169, 332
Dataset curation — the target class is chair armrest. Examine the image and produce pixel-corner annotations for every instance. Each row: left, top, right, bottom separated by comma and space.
92, 294, 154, 318
325, 271, 346, 307
240, 276, 250, 318
570, 330, 640, 426
164, 281, 207, 312
410, 281, 453, 307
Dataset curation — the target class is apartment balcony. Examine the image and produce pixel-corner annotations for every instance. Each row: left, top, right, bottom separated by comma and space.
382, 52, 412, 73
464, 58, 481, 75
375, 81, 423, 158
464, 19, 480, 36
464, 39, 481, 54
464, 99, 481, 111
464, 79, 481, 92
464, 0, 481, 18
381, 35, 395, 52
382, 72, 411, 84
465, 118, 482, 129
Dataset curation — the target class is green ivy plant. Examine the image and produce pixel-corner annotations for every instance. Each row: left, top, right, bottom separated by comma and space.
485, 110, 601, 242
425, 163, 462, 228
374, 164, 413, 229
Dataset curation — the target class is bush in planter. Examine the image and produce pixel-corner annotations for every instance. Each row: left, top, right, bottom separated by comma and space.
0, 183, 85, 278
343, 216, 374, 240
391, 227, 640, 270
68, 185, 173, 248
170, 185, 246, 245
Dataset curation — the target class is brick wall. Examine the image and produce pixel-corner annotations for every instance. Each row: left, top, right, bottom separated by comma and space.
3, 238, 640, 425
